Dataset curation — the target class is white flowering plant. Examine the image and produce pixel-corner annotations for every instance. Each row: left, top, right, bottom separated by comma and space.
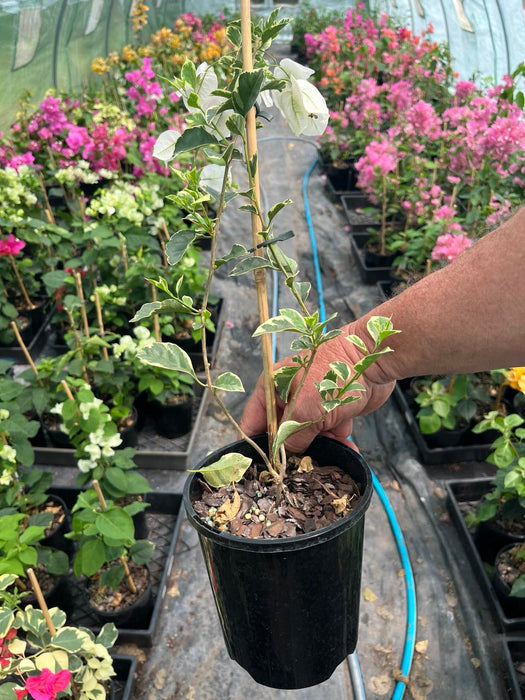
133, 10, 397, 488
52, 383, 150, 502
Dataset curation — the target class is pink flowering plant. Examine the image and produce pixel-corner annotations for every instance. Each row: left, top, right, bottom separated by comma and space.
304, 5, 454, 111
0, 574, 117, 700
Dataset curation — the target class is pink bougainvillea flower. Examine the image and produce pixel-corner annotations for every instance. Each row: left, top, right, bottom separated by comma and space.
431, 233, 473, 263
0, 233, 26, 257
25, 668, 71, 700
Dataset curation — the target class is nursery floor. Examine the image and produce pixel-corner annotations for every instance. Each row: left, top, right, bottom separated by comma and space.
45, 55, 514, 700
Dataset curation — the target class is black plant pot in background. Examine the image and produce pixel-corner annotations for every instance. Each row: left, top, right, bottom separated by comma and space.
184, 434, 373, 689
118, 407, 139, 449
494, 543, 525, 619
149, 395, 193, 440
364, 248, 396, 269
474, 518, 525, 565
84, 565, 154, 628
40, 494, 74, 557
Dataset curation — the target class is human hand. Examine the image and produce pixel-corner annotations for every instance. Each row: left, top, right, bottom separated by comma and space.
239, 320, 397, 454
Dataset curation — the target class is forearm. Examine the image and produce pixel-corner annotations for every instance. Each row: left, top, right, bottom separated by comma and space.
354, 206, 525, 382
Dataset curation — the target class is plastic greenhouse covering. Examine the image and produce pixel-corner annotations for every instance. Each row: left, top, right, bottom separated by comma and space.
0, 0, 523, 129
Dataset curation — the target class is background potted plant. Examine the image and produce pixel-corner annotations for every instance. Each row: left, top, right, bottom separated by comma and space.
66, 485, 155, 626
466, 412, 525, 563
0, 573, 118, 699
131, 5, 400, 689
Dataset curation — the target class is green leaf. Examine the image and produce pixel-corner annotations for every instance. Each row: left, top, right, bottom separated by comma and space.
293, 281, 311, 303
138, 342, 197, 380
329, 361, 351, 383
105, 467, 128, 493
272, 420, 314, 459
181, 59, 196, 87
280, 308, 308, 332
510, 575, 525, 598
214, 372, 245, 392
274, 365, 300, 403
188, 453, 252, 488
51, 627, 85, 652
225, 114, 246, 136
215, 243, 249, 268
230, 257, 275, 276
166, 230, 197, 265
173, 127, 219, 155
232, 69, 265, 116
418, 413, 441, 434
347, 334, 367, 353
366, 316, 399, 346
96, 623, 118, 649
0, 607, 15, 637
130, 539, 155, 565
267, 199, 292, 223
96, 508, 134, 544
75, 539, 105, 577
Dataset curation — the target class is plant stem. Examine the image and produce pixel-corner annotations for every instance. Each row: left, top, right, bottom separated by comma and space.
92, 479, 137, 595
197, 152, 275, 476
380, 176, 387, 256
93, 291, 109, 361
151, 286, 161, 341
74, 272, 90, 338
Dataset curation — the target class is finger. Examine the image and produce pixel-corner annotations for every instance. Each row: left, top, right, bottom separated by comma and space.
240, 383, 270, 437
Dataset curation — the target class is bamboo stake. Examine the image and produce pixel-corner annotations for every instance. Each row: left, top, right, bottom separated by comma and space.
93, 291, 109, 361
9, 256, 34, 309
10, 322, 43, 385
151, 287, 161, 342
240, 0, 278, 452
158, 235, 168, 269
27, 567, 56, 636
61, 379, 75, 401
92, 480, 137, 595
160, 219, 170, 241
37, 172, 56, 225
74, 272, 90, 338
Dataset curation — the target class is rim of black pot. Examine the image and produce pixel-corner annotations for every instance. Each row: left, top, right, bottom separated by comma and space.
183, 434, 372, 552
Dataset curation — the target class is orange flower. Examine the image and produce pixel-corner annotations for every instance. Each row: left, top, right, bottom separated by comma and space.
507, 368, 525, 394
122, 45, 137, 62
91, 57, 109, 75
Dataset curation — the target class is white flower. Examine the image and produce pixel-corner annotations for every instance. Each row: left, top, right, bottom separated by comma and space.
101, 432, 122, 456
152, 130, 181, 162
272, 58, 329, 137
0, 468, 14, 485
133, 326, 151, 341
0, 409, 10, 421
0, 445, 16, 463
200, 164, 230, 199
77, 458, 97, 473
50, 402, 64, 416
79, 398, 103, 420
85, 443, 102, 461
113, 335, 137, 358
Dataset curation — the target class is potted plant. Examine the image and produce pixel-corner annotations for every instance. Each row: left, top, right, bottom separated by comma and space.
132, 7, 399, 689
49, 381, 151, 508
0, 513, 69, 609
66, 485, 155, 626
411, 373, 498, 447
0, 573, 118, 699
466, 412, 525, 563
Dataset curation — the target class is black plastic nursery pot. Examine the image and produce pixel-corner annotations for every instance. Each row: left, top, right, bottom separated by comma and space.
183, 434, 373, 690
350, 232, 394, 285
